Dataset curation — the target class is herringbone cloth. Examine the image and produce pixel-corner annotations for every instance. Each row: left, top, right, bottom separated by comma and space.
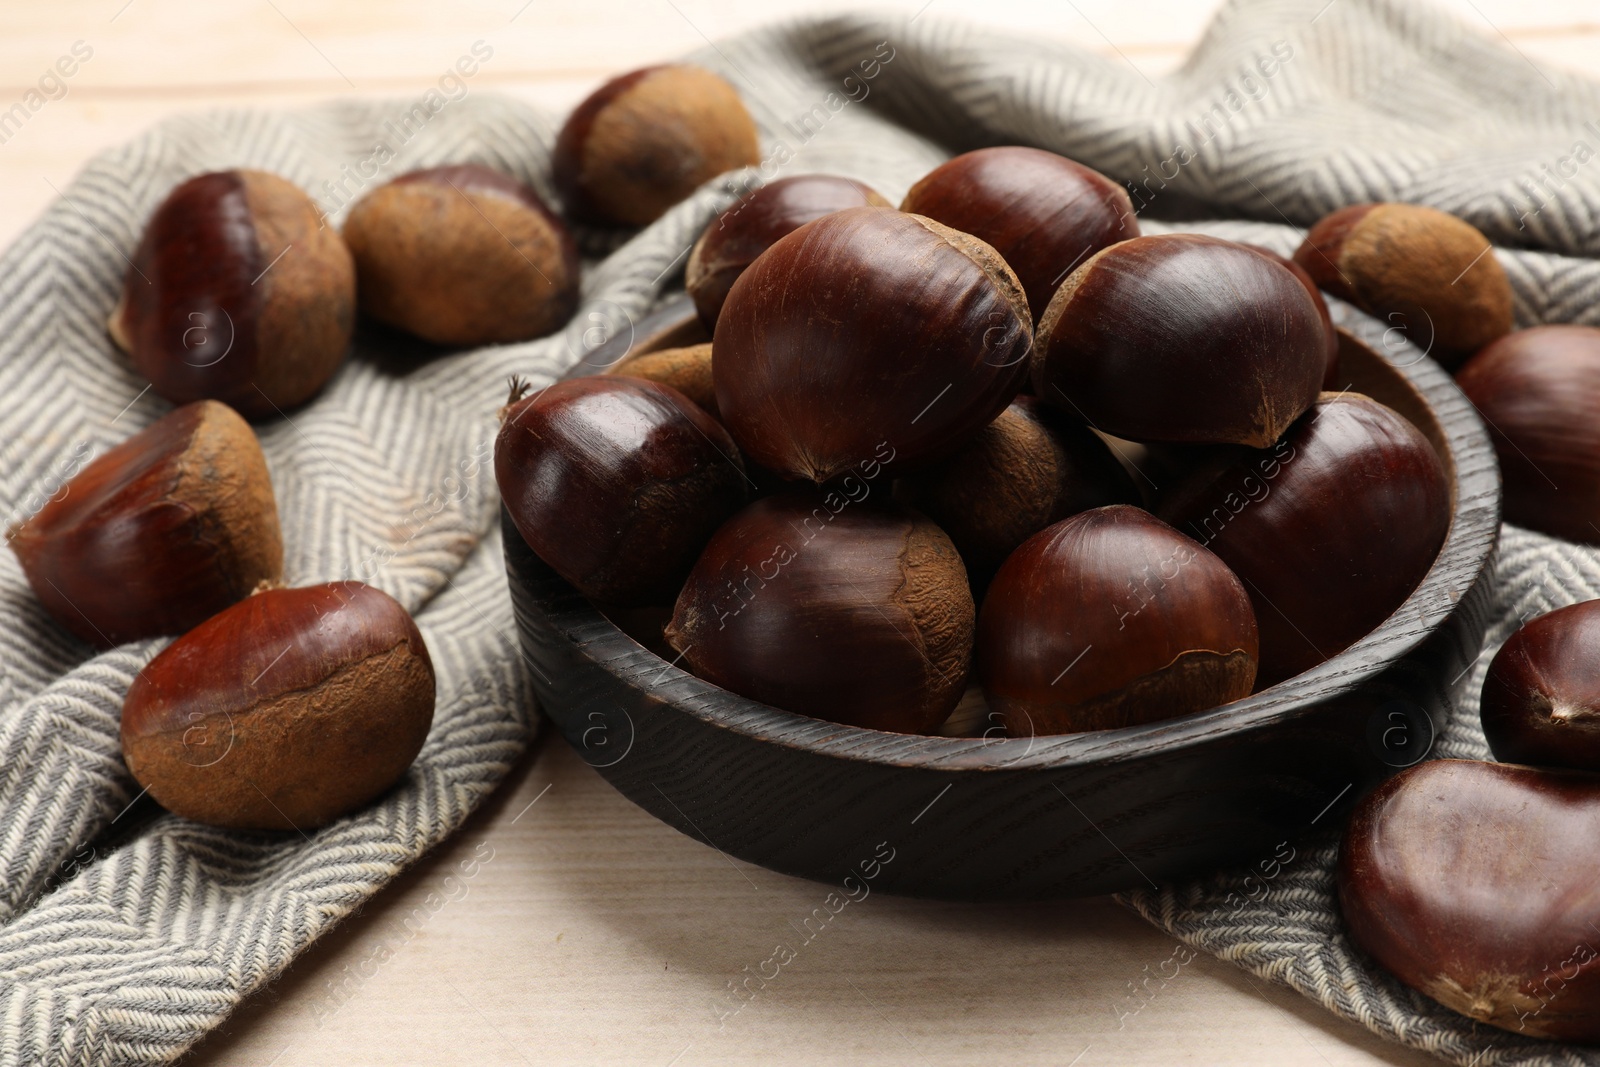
1, 0, 1598, 1063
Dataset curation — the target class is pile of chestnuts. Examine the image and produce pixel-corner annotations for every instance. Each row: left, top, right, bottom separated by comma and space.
496, 147, 1485, 739
10, 60, 768, 832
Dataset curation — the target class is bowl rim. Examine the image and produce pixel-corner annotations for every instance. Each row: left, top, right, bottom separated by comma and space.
525, 297, 1501, 774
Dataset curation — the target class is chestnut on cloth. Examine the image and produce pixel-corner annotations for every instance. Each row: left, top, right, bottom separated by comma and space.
0, 1, 1598, 1064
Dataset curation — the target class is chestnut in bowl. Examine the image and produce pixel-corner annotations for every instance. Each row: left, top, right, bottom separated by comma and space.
686, 174, 889, 329
714, 206, 1032, 483
900, 146, 1137, 321
502, 298, 1498, 900
1033, 234, 1326, 448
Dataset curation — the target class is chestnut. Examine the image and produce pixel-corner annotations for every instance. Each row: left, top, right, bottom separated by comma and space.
8, 399, 281, 648
121, 581, 435, 830
664, 493, 973, 733
1338, 759, 1600, 1041
1161, 393, 1450, 686
553, 64, 761, 227
1481, 600, 1600, 771
977, 504, 1258, 735
110, 170, 355, 419
900, 146, 1138, 321
714, 206, 1032, 483
898, 396, 1138, 575
605, 343, 717, 417
1242, 243, 1339, 390
686, 174, 888, 329
495, 375, 747, 607
1294, 203, 1512, 368
1033, 234, 1325, 447
342, 164, 578, 347
1455, 324, 1600, 544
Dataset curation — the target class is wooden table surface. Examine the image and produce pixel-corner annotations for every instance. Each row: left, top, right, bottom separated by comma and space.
5, 2, 1596, 1064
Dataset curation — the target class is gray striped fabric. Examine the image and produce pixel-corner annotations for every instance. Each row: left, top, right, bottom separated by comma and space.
1, 0, 1598, 1062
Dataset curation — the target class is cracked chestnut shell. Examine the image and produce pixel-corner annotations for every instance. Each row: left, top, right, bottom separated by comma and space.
898, 396, 1139, 576
714, 206, 1032, 483
1294, 203, 1512, 368
900, 146, 1138, 321
1339, 759, 1600, 1042
495, 375, 747, 607
1033, 234, 1325, 447
342, 164, 578, 347
120, 581, 436, 830
1456, 325, 1600, 544
110, 169, 355, 419
977, 504, 1258, 735
1482, 600, 1600, 771
1161, 394, 1450, 686
664, 493, 973, 734
8, 399, 282, 648
554, 64, 761, 227
687, 174, 888, 329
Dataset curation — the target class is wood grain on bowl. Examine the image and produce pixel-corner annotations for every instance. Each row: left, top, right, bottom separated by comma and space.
503, 297, 1499, 899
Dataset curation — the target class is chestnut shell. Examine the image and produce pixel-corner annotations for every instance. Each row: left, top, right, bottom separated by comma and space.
1033, 234, 1325, 447
8, 399, 281, 648
553, 64, 761, 227
1294, 203, 1513, 367
900, 146, 1138, 321
1242, 243, 1340, 389
1339, 759, 1600, 1041
1161, 393, 1450, 686
111, 169, 356, 419
1455, 324, 1600, 545
343, 163, 579, 347
977, 504, 1258, 735
1482, 600, 1600, 771
664, 493, 973, 734
687, 174, 888, 329
898, 396, 1139, 576
495, 375, 747, 607
713, 206, 1032, 483
120, 581, 436, 830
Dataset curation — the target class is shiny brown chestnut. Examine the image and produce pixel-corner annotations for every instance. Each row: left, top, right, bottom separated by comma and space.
1034, 234, 1325, 447
606, 343, 718, 417
898, 396, 1139, 575
1481, 600, 1600, 771
900, 146, 1138, 321
121, 581, 435, 830
714, 206, 1032, 483
110, 169, 355, 419
1339, 759, 1600, 1041
665, 493, 973, 734
342, 164, 579, 347
687, 174, 888, 329
553, 64, 761, 227
8, 400, 281, 648
1456, 325, 1600, 544
1294, 203, 1512, 368
1242, 243, 1339, 389
495, 375, 747, 607
1161, 393, 1450, 686
977, 504, 1258, 735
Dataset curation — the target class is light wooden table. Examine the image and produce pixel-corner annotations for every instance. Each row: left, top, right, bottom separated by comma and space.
4, 2, 1595, 1064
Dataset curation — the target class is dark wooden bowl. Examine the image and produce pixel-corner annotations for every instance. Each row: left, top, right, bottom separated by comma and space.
503, 298, 1500, 900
